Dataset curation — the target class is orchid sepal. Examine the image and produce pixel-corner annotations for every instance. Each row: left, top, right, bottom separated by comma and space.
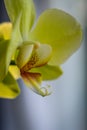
4, 0, 36, 40
29, 9, 82, 65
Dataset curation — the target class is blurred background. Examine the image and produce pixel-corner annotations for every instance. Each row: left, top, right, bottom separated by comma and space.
0, 0, 86, 130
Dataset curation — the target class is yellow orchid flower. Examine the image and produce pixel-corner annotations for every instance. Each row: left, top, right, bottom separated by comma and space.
0, 0, 82, 98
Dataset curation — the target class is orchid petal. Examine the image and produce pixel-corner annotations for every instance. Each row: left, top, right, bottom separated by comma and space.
9, 65, 20, 80
0, 40, 10, 81
29, 9, 82, 65
32, 44, 52, 67
16, 44, 34, 69
30, 64, 63, 80
0, 72, 20, 99
4, 0, 36, 40
0, 22, 12, 40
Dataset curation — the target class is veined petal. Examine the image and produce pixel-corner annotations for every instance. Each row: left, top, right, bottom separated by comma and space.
29, 9, 82, 65
22, 44, 52, 71
21, 71, 51, 96
0, 72, 20, 99
30, 64, 63, 80
0, 22, 12, 40
4, 0, 36, 40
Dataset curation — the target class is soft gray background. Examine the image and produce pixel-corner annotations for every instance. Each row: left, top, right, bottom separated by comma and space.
0, 0, 86, 130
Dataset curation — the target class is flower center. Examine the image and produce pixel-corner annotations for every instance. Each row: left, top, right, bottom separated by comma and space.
15, 41, 52, 96
16, 41, 52, 73
21, 51, 39, 73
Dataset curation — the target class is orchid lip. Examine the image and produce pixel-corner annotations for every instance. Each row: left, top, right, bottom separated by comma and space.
20, 71, 52, 96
